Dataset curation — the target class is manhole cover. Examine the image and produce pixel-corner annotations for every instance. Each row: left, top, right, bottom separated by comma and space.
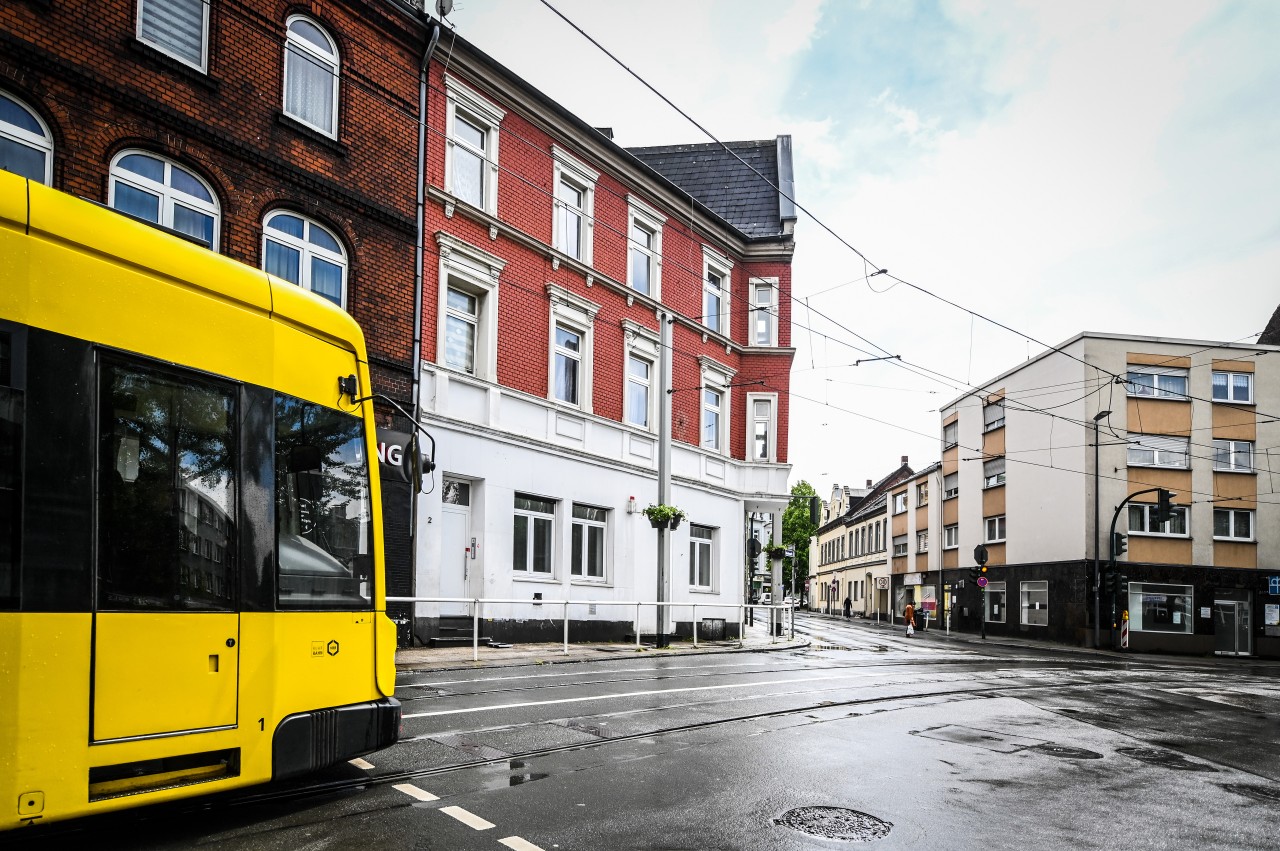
1031, 744, 1103, 760
1220, 783, 1280, 803
1116, 747, 1218, 772
774, 806, 892, 842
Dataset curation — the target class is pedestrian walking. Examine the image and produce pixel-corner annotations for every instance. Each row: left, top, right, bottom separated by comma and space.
843, 596, 852, 618
903, 600, 915, 637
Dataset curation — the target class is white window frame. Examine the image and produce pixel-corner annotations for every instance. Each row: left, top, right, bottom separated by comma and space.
262, 210, 348, 308
746, 392, 778, 463
916, 482, 928, 506
1212, 370, 1254, 404
699, 357, 735, 455
622, 320, 659, 432
1127, 434, 1190, 469
552, 146, 598, 264
108, 149, 220, 249
689, 524, 716, 590
444, 74, 505, 215
436, 233, 505, 382
943, 524, 959, 549
625, 195, 665, 299
916, 530, 928, 553
1125, 365, 1188, 399
546, 283, 599, 413
702, 246, 733, 338
892, 535, 908, 557
513, 493, 556, 575
983, 457, 1006, 489
1212, 439, 1254, 473
570, 503, 608, 582
0, 89, 54, 185
137, 0, 209, 72
750, 276, 779, 347
893, 492, 908, 514
1020, 580, 1048, 626
283, 16, 340, 139
943, 473, 958, 500
983, 400, 1005, 432
1213, 508, 1254, 542
985, 515, 1006, 543
1128, 504, 1189, 538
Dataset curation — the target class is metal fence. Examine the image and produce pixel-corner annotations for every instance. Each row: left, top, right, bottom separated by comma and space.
385, 596, 797, 661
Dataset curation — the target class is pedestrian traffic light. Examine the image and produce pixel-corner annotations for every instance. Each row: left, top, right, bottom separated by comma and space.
1112, 532, 1127, 558
1154, 488, 1175, 525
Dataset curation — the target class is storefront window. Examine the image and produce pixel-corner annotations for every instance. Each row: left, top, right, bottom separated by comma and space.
1128, 583, 1193, 634
985, 581, 1006, 623
1020, 580, 1048, 626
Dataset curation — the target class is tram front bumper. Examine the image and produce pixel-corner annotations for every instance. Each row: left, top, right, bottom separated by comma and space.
272, 697, 402, 780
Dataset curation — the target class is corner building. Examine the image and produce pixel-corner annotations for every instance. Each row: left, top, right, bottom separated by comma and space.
940, 333, 1280, 658
413, 41, 797, 641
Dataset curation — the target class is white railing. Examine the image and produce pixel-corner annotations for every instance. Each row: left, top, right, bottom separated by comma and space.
386, 596, 797, 661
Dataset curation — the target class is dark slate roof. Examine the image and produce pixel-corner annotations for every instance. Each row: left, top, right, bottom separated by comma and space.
626, 139, 787, 238
1260, 305, 1280, 346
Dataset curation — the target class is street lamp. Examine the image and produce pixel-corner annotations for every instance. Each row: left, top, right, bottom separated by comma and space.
1092, 409, 1111, 649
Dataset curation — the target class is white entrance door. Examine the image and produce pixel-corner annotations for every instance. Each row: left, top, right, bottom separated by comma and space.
441, 478, 472, 616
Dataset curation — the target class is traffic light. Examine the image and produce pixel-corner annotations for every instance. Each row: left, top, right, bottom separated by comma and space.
969, 566, 980, 580
748, 537, 763, 559
1116, 572, 1129, 593
1112, 532, 1128, 558
1103, 569, 1115, 594
809, 496, 822, 526
1154, 488, 1175, 525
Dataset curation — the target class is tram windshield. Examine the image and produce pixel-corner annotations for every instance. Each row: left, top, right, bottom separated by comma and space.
275, 394, 372, 608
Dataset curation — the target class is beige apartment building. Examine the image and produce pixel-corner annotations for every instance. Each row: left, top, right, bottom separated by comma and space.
926, 332, 1280, 657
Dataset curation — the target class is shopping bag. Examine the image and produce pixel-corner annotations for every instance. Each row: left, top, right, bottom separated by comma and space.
906, 623, 915, 637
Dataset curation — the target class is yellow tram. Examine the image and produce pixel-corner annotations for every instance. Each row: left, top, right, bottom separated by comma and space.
0, 172, 400, 829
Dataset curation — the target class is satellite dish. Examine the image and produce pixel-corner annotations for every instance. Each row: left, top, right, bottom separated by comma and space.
436, 0, 453, 17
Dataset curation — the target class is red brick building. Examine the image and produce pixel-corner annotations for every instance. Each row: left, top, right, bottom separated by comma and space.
2, 0, 797, 642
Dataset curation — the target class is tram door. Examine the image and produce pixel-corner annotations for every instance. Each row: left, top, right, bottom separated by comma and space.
91, 362, 240, 741
440, 478, 473, 617
1213, 590, 1252, 656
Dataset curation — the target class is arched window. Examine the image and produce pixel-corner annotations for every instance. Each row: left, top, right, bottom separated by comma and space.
0, 90, 53, 184
109, 150, 219, 248
283, 16, 339, 138
263, 211, 348, 308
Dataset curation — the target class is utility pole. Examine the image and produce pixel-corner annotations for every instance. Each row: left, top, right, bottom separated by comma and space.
656, 312, 673, 647
1092, 409, 1111, 649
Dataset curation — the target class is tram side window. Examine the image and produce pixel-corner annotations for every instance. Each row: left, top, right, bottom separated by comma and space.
275, 395, 372, 609
97, 361, 237, 611
0, 330, 20, 609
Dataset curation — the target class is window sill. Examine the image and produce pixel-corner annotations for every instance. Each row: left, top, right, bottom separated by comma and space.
1212, 537, 1255, 544
982, 483, 1006, 491
570, 579, 612, 587
1211, 399, 1255, 406
943, 545, 958, 551
1126, 464, 1190, 472
276, 113, 347, 157
512, 574, 560, 583
127, 38, 219, 92
984, 540, 1006, 545
1212, 468, 1256, 475
688, 587, 720, 595
1128, 532, 1191, 540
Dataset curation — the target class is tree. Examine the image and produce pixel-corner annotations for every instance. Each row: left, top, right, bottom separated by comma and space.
781, 480, 818, 595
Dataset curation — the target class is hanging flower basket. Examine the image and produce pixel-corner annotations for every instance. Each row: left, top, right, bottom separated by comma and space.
765, 545, 787, 561
643, 504, 685, 530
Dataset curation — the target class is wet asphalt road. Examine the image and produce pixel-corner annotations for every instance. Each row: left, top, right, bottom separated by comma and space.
15, 613, 1280, 850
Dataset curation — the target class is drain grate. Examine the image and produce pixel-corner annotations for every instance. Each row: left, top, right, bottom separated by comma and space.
1220, 783, 1280, 803
774, 806, 892, 842
1031, 744, 1103, 760
1116, 747, 1217, 772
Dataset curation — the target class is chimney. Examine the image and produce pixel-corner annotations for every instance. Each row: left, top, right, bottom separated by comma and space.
866, 479, 872, 488
901, 455, 908, 465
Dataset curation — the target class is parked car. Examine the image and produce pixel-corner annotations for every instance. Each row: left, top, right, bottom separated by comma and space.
760, 592, 772, 605
782, 595, 798, 608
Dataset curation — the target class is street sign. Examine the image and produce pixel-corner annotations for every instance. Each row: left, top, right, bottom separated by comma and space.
784, 547, 795, 558
973, 545, 989, 566
976, 576, 988, 588
1269, 575, 1280, 595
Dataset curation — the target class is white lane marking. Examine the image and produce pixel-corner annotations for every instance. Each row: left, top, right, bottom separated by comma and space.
403, 670, 883, 718
400, 660, 769, 689
499, 837, 545, 851
393, 783, 439, 802
348, 758, 375, 770
439, 805, 495, 831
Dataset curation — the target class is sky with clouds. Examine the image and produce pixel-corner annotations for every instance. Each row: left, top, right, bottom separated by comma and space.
448, 0, 1280, 495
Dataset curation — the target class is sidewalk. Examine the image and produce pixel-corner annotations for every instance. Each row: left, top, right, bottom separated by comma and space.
801, 608, 1280, 667
396, 617, 809, 673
